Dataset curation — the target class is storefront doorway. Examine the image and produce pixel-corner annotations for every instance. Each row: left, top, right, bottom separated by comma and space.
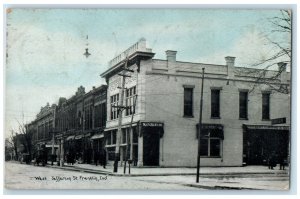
143, 131, 160, 166
243, 125, 289, 165
141, 122, 164, 166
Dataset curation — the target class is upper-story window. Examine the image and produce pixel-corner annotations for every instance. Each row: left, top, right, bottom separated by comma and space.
262, 92, 270, 120
183, 86, 194, 117
211, 89, 221, 118
110, 94, 119, 120
125, 86, 136, 116
77, 111, 82, 128
239, 90, 248, 119
84, 104, 93, 130
94, 102, 106, 128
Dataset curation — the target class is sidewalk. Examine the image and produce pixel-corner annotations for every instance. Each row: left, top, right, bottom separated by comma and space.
49, 162, 289, 177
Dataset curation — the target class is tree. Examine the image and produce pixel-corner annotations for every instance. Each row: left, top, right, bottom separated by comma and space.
16, 120, 34, 159
240, 10, 291, 94
7, 130, 19, 161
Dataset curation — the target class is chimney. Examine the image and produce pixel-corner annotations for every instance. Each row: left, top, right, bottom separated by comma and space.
278, 62, 288, 83
225, 56, 236, 78
77, 86, 85, 95
166, 50, 177, 62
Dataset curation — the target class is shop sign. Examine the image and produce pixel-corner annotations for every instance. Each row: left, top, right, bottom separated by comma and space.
197, 123, 223, 130
45, 144, 59, 148
141, 122, 163, 127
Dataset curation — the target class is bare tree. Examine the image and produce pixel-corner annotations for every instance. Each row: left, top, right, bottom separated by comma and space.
16, 119, 34, 159
240, 10, 291, 94
7, 130, 19, 160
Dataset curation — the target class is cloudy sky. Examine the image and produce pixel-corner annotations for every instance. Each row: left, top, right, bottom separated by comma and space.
5, 8, 290, 137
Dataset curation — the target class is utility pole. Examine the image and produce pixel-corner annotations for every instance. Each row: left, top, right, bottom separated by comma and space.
113, 57, 134, 173
124, 94, 138, 174
196, 68, 205, 183
51, 107, 56, 165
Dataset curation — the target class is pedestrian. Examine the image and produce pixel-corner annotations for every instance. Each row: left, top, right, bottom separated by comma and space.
101, 148, 107, 169
279, 152, 285, 170
66, 152, 70, 165
94, 150, 99, 166
268, 152, 276, 170
87, 148, 92, 164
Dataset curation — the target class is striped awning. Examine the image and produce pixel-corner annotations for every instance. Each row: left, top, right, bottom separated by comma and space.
66, 135, 75, 141
75, 135, 83, 140
91, 133, 104, 140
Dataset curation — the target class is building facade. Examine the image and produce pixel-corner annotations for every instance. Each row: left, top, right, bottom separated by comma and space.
32, 103, 57, 157
55, 85, 107, 164
101, 39, 290, 167
21, 85, 107, 165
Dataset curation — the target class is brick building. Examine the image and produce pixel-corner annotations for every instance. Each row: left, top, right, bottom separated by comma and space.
55, 85, 107, 164
23, 85, 107, 165
101, 39, 290, 167
32, 103, 57, 155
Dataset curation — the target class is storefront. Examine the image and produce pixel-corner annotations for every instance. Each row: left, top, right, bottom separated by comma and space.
243, 125, 290, 165
104, 121, 164, 167
104, 126, 139, 164
91, 132, 105, 152
140, 122, 164, 166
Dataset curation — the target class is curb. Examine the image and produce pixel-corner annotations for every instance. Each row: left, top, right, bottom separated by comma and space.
46, 164, 288, 177
46, 165, 112, 175
11, 162, 289, 178
183, 183, 261, 190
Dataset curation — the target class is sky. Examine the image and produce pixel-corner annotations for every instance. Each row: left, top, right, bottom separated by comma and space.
4, 8, 291, 138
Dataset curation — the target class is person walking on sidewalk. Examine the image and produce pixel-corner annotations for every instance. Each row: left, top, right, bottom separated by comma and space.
94, 150, 100, 166
279, 152, 285, 170
268, 152, 276, 170
101, 148, 107, 169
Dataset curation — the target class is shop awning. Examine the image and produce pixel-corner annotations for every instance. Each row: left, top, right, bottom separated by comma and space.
66, 135, 75, 141
196, 123, 224, 140
104, 122, 139, 132
45, 144, 59, 148
91, 133, 104, 140
84, 133, 91, 137
243, 124, 290, 131
75, 135, 83, 140
140, 122, 164, 138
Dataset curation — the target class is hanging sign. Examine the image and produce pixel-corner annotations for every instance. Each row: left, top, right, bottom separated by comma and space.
141, 122, 164, 127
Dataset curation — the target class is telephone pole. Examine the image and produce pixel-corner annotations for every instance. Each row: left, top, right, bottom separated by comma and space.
196, 68, 205, 183
124, 94, 138, 174
113, 57, 134, 173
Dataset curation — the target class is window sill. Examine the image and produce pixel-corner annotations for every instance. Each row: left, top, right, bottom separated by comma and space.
211, 116, 221, 119
183, 115, 194, 118
110, 118, 119, 121
239, 118, 248, 120
262, 119, 270, 121
105, 144, 116, 147
200, 156, 222, 158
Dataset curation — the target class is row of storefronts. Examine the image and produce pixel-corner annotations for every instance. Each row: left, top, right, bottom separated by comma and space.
25, 39, 290, 167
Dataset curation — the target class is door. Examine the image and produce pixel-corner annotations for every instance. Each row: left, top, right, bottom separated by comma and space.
143, 131, 160, 166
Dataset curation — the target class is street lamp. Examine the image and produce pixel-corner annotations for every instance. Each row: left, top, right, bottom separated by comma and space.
83, 35, 91, 58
